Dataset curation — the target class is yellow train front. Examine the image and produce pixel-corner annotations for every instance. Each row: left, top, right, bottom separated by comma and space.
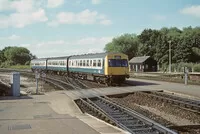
104, 53, 129, 85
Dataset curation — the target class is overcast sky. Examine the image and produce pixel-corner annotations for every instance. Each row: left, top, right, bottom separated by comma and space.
0, 0, 200, 58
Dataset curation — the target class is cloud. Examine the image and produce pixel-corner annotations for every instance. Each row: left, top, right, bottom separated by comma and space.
22, 36, 113, 57
0, 8, 48, 28
36, 40, 66, 47
0, 0, 48, 28
152, 15, 166, 21
0, 34, 20, 40
91, 0, 101, 5
100, 19, 112, 25
48, 9, 112, 26
77, 37, 112, 45
0, 0, 12, 11
8, 34, 21, 40
180, 5, 200, 18
47, 0, 64, 8
0, 0, 39, 12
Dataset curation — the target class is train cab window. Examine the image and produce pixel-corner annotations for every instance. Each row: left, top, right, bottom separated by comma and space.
121, 59, 128, 67
108, 59, 128, 67
86, 60, 89, 66
97, 59, 101, 67
93, 60, 96, 67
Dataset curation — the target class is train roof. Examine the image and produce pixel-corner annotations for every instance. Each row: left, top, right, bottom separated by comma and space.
31, 58, 47, 61
47, 56, 69, 60
69, 53, 106, 59
69, 52, 123, 59
31, 52, 126, 61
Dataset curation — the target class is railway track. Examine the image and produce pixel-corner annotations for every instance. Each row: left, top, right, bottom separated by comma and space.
35, 76, 177, 133
140, 91, 200, 113
76, 96, 177, 134
0, 69, 191, 133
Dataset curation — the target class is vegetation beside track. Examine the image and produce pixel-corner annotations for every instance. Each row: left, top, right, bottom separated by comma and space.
8, 65, 30, 69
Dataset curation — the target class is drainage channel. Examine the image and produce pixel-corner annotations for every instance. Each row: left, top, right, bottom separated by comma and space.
76, 96, 177, 134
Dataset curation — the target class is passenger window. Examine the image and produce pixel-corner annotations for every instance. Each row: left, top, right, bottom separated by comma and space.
97, 59, 101, 67
93, 60, 96, 67
83, 60, 85, 66
80, 60, 82, 66
87, 60, 89, 66
77, 60, 80, 66
90, 60, 92, 66
73, 61, 76, 66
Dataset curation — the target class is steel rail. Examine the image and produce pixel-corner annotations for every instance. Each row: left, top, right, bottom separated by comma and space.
97, 96, 177, 134
140, 92, 200, 112
78, 96, 177, 134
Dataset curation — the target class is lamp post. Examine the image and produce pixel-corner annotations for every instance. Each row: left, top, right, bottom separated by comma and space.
168, 41, 172, 73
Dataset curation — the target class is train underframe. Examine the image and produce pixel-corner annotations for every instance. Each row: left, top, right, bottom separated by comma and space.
32, 68, 129, 86
68, 72, 129, 86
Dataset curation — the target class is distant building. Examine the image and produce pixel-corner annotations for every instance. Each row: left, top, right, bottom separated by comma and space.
129, 56, 157, 72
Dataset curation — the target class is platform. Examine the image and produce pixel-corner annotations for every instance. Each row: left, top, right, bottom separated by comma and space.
127, 78, 200, 98
0, 92, 128, 134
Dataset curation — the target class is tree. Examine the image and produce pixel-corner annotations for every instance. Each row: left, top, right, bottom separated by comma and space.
104, 34, 139, 59
3, 47, 32, 65
138, 29, 160, 59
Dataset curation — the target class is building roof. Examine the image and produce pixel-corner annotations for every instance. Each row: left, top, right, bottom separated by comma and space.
129, 56, 150, 63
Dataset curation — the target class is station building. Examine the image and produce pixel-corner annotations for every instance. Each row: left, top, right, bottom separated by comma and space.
129, 56, 157, 72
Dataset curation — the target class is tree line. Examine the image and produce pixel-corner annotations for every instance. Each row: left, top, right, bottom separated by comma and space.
0, 46, 36, 67
104, 26, 200, 71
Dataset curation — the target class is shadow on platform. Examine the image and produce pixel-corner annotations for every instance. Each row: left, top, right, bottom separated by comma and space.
126, 80, 160, 86
0, 95, 33, 100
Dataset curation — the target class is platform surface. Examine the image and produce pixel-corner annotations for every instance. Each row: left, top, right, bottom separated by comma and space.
127, 78, 200, 98
0, 92, 127, 134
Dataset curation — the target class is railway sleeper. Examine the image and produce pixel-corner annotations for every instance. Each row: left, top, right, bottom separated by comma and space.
111, 114, 129, 118
125, 123, 147, 128
130, 127, 153, 132
123, 122, 145, 127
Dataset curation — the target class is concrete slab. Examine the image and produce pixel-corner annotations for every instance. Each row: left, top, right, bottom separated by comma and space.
0, 91, 128, 134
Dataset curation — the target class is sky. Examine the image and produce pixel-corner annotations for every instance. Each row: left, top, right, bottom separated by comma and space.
0, 0, 200, 58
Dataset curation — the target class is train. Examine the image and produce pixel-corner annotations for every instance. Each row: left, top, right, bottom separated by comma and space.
30, 52, 129, 85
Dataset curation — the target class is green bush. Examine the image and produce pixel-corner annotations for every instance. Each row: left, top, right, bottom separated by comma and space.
9, 65, 30, 69
160, 62, 200, 72
176, 62, 193, 72
0, 61, 14, 68
193, 64, 200, 72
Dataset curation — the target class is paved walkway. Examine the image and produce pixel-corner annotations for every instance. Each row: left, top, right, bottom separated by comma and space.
0, 92, 127, 134
127, 78, 200, 98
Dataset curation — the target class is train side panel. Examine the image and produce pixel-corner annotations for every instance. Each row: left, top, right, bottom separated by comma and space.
47, 59, 67, 72
31, 59, 47, 71
68, 58, 104, 75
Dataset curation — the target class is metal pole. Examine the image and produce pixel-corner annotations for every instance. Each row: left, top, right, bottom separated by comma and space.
184, 67, 188, 85
36, 78, 38, 94
169, 41, 171, 73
